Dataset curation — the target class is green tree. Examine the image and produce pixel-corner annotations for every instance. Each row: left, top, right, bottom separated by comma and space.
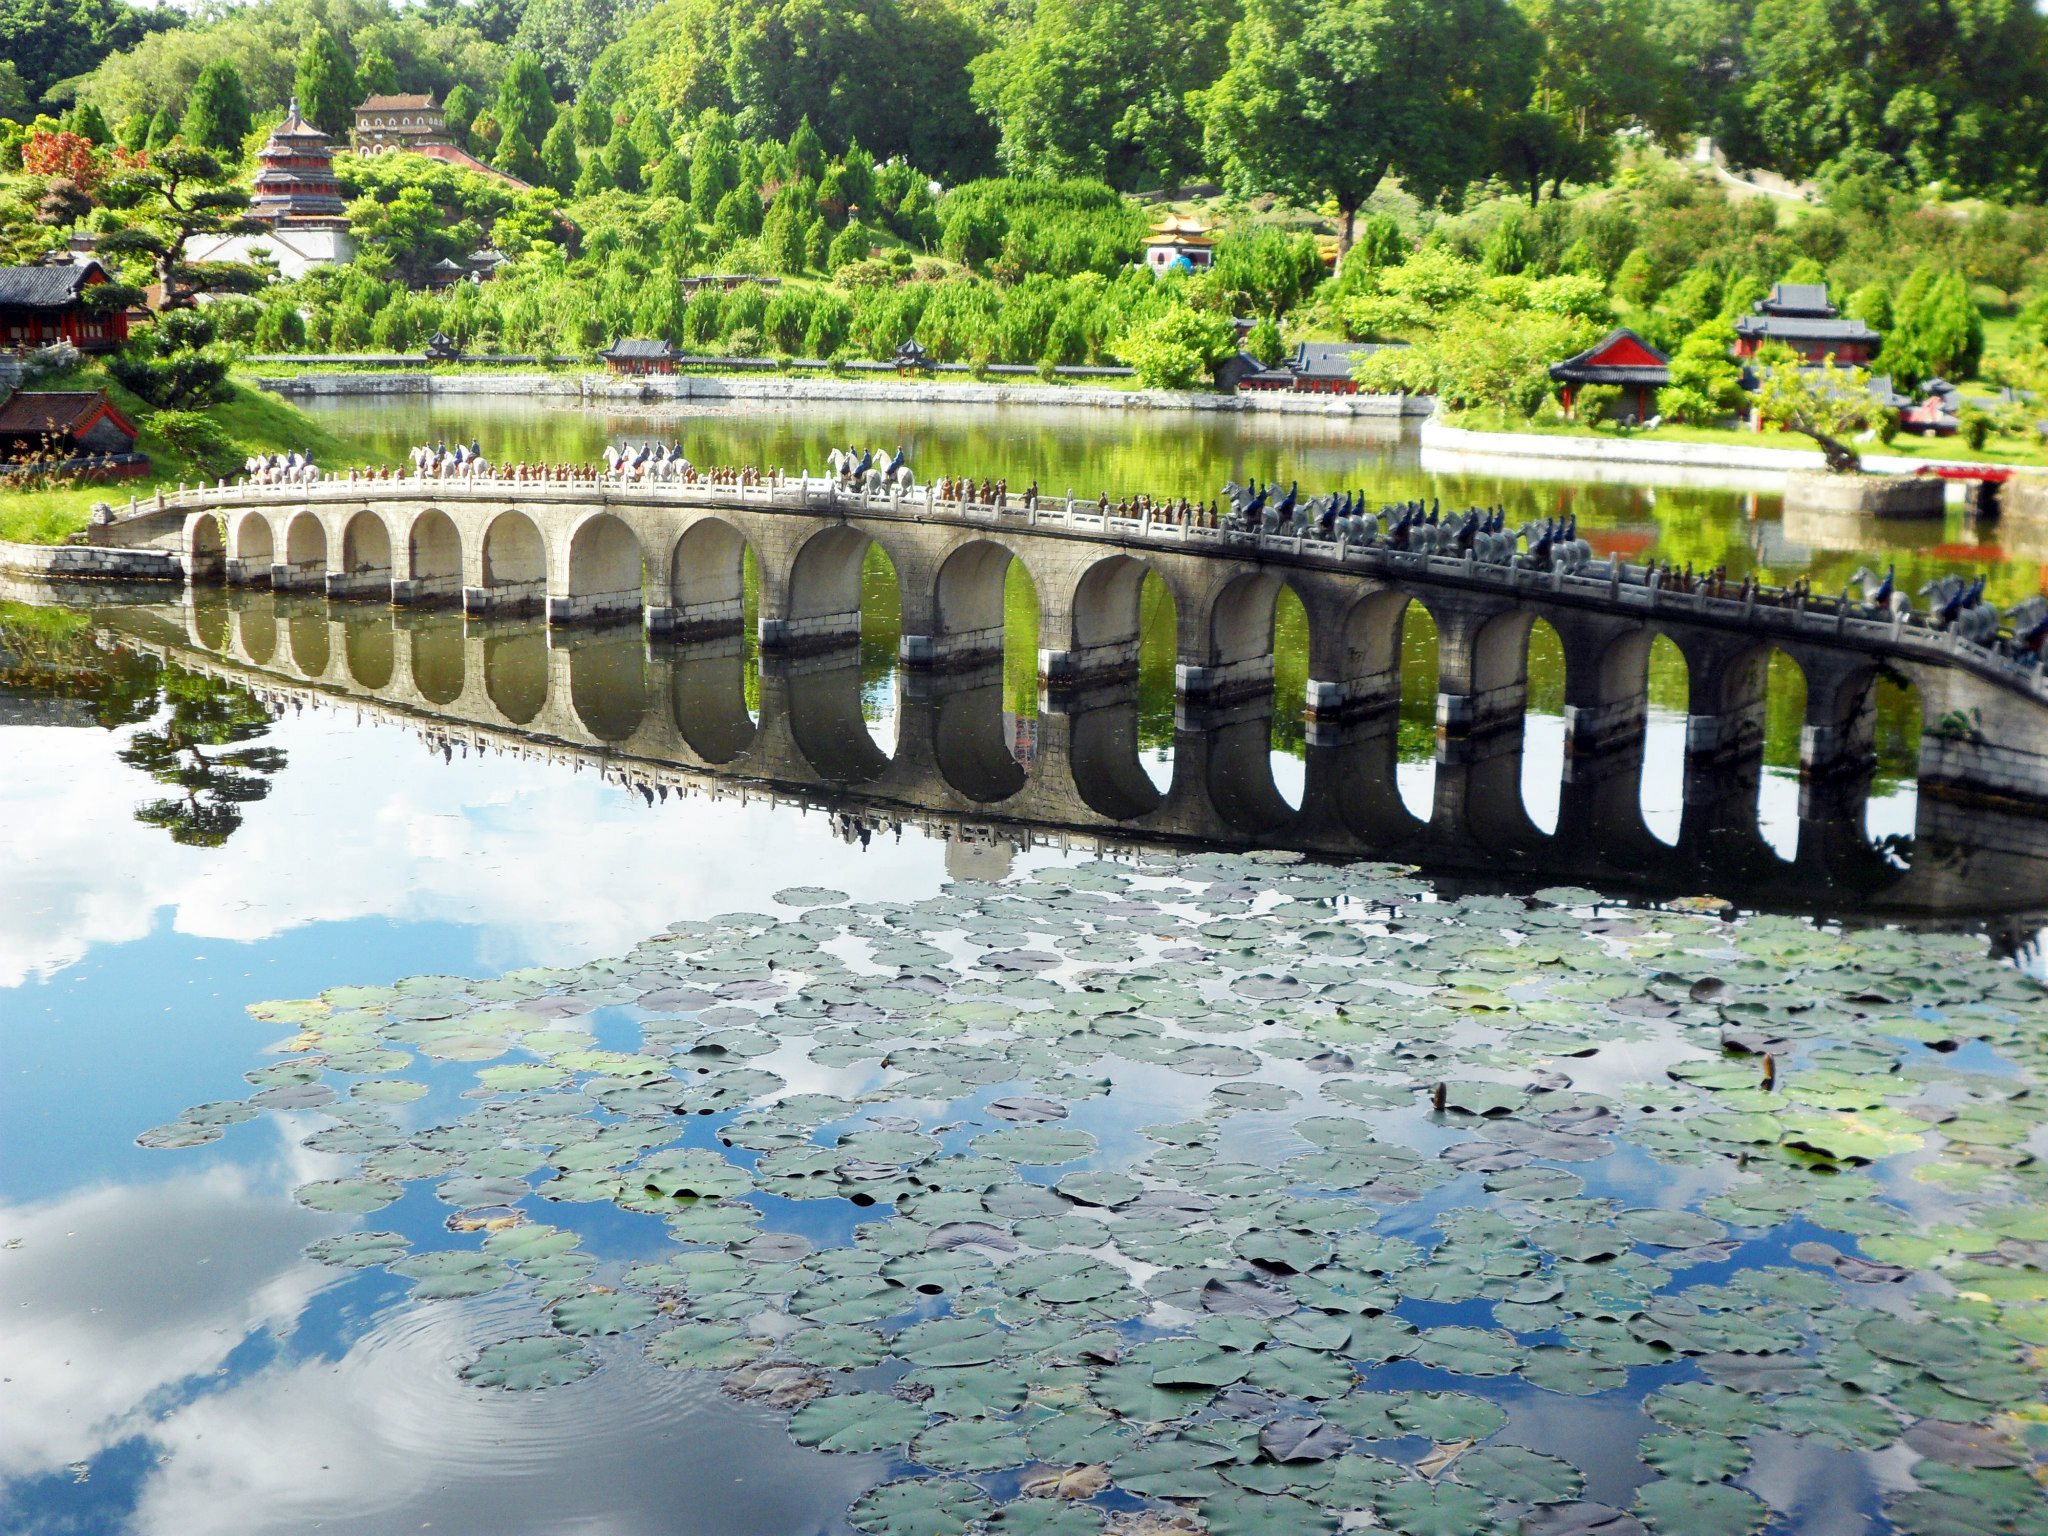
1484, 208, 1531, 274
294, 29, 358, 137
603, 123, 643, 191
1887, 265, 1982, 382
1199, 0, 1539, 249
1113, 304, 1236, 388
1498, 0, 1684, 204
0, 0, 170, 108
496, 53, 557, 150
539, 115, 579, 193
969, 0, 1234, 189
1751, 343, 1880, 472
1245, 313, 1284, 365
146, 106, 177, 149
690, 112, 740, 223
180, 59, 253, 155
443, 83, 483, 147
98, 145, 263, 310
1725, 0, 2048, 197
788, 114, 825, 180
803, 214, 829, 270
495, 122, 542, 184
65, 101, 112, 144
357, 47, 399, 98
1656, 318, 1745, 423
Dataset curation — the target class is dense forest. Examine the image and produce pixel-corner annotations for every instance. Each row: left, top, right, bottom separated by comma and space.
6, 0, 2048, 446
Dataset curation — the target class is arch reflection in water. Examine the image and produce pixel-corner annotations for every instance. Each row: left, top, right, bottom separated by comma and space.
126, 594, 2048, 923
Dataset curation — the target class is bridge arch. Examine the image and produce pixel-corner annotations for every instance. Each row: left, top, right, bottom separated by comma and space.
483, 628, 548, 725
481, 511, 548, 612
407, 509, 462, 592
232, 512, 274, 574
568, 629, 650, 743
187, 516, 225, 582
563, 512, 647, 623
342, 511, 393, 576
234, 601, 278, 666
345, 614, 396, 690
287, 606, 330, 678
410, 618, 465, 705
779, 523, 904, 651
284, 512, 327, 585
927, 539, 1041, 669
667, 517, 754, 638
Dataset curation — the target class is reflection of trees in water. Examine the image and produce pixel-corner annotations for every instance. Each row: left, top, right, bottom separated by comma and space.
119, 671, 288, 848
1, 605, 286, 849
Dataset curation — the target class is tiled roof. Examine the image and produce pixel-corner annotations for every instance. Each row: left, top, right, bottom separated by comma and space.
0, 390, 131, 438
359, 94, 436, 111
1734, 314, 1880, 341
603, 338, 677, 358
1760, 282, 1834, 316
0, 261, 103, 309
1548, 327, 1672, 387
1292, 341, 1372, 379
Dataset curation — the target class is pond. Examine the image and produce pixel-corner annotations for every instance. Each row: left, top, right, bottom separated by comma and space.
2, 398, 2046, 1536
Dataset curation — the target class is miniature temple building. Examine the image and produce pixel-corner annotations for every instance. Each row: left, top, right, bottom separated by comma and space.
601, 338, 680, 374
1733, 282, 1880, 364
187, 99, 355, 277
1143, 216, 1214, 275
1548, 329, 1672, 421
352, 94, 451, 155
0, 259, 127, 353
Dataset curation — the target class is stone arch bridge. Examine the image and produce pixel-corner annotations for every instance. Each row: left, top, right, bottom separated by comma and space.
101, 471, 2048, 812
97, 593, 2048, 925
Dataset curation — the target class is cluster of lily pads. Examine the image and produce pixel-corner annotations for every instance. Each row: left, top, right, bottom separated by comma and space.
141, 855, 2048, 1535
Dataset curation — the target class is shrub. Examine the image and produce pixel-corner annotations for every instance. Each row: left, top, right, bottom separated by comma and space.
151, 411, 239, 478
1112, 305, 1236, 390
1573, 383, 1623, 426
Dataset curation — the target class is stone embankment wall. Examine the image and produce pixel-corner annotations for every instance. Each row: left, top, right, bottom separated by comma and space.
0, 538, 182, 580
255, 369, 1433, 418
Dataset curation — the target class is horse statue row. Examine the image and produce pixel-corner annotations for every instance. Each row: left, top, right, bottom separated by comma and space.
603, 442, 694, 482
408, 442, 491, 479
1220, 483, 1595, 573
826, 446, 914, 494
244, 452, 317, 486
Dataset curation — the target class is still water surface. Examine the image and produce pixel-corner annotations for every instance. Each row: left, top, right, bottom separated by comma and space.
3, 401, 2046, 1536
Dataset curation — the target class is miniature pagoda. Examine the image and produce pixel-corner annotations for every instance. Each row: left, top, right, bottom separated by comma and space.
250, 99, 349, 228
186, 99, 356, 277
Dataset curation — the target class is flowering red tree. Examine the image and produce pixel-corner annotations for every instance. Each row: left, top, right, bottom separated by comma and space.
22, 131, 108, 192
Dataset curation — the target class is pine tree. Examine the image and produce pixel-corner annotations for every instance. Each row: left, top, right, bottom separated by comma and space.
147, 107, 178, 150
539, 116, 579, 194
443, 84, 482, 147
117, 112, 151, 153
605, 125, 642, 192
494, 122, 541, 184
804, 215, 828, 271
649, 151, 689, 199
690, 112, 739, 224
64, 102, 111, 144
182, 60, 253, 154
788, 115, 825, 181
495, 54, 555, 152
295, 29, 358, 136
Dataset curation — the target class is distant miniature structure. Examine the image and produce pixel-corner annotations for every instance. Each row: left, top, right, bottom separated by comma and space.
1549, 328, 1672, 422
680, 274, 783, 295
1237, 340, 1373, 394
423, 332, 462, 361
1213, 350, 1270, 392
1734, 283, 1880, 365
352, 93, 448, 155
187, 99, 356, 278
0, 259, 127, 353
0, 388, 144, 474
1143, 215, 1214, 275
895, 338, 935, 373
349, 90, 531, 188
601, 337, 680, 374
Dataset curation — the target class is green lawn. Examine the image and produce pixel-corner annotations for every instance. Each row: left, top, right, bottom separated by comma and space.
1446, 406, 2048, 469
1, 367, 356, 545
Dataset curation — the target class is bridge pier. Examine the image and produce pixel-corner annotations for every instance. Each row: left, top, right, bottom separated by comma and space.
1558, 617, 1653, 759
1676, 632, 1769, 768
1788, 648, 1878, 781
1304, 587, 1406, 725
1432, 597, 1533, 740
